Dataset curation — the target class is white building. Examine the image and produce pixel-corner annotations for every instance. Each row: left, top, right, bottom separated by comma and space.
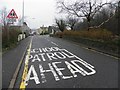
37, 26, 48, 35
21, 22, 30, 37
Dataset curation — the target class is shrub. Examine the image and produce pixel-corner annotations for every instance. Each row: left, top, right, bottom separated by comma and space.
85, 29, 112, 40
55, 29, 119, 55
60, 28, 113, 41
2, 26, 21, 49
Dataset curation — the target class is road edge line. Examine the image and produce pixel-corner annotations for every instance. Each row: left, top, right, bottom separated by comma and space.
19, 37, 33, 89
55, 37, 119, 59
8, 37, 32, 89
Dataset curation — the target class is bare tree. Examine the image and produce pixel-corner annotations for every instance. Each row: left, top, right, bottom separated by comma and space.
90, 4, 116, 28
95, 2, 118, 28
66, 16, 79, 30
0, 7, 8, 26
55, 18, 66, 32
0, 7, 10, 41
57, 0, 112, 30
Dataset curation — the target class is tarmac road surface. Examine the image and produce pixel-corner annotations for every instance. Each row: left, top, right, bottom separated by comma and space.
5, 35, 118, 89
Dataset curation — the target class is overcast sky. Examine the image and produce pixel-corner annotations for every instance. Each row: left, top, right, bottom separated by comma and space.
0, 0, 116, 29
0, 0, 59, 29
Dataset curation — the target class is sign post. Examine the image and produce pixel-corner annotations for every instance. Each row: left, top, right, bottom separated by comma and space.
6, 9, 18, 42
7, 9, 18, 24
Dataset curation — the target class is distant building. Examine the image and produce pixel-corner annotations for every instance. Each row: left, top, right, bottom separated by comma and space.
48, 26, 61, 34
9, 22, 31, 38
21, 22, 30, 37
38, 26, 48, 35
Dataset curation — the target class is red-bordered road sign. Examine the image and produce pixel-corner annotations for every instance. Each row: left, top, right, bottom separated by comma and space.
7, 9, 18, 19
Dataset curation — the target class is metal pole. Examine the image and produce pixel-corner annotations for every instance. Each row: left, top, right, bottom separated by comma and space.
22, 0, 24, 39
22, 0, 24, 24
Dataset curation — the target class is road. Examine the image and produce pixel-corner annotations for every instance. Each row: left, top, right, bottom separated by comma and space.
14, 35, 118, 88
2, 37, 31, 89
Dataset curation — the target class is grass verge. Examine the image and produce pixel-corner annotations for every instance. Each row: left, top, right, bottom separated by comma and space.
51, 28, 120, 58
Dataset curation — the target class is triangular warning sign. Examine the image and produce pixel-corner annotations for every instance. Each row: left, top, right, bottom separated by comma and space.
7, 9, 18, 18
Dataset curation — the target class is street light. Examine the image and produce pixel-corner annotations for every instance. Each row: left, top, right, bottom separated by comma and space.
21, 0, 24, 39
22, 0, 24, 24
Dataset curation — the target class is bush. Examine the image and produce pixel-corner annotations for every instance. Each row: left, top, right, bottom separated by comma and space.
57, 28, 113, 41
55, 29, 119, 56
10, 27, 21, 42
2, 26, 21, 49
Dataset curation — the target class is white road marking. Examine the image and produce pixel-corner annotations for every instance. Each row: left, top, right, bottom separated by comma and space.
25, 47, 96, 86
72, 42, 119, 60
20, 37, 33, 89
25, 65, 40, 85
51, 42, 58, 46
85, 48, 119, 60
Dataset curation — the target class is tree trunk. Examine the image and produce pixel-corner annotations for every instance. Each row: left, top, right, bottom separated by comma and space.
87, 21, 90, 31
71, 26, 74, 31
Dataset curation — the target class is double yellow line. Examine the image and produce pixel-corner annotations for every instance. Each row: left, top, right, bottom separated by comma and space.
20, 37, 33, 89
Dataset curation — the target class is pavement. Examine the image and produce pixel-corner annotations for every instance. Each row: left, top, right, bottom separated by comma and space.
13, 35, 118, 88
2, 36, 31, 89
